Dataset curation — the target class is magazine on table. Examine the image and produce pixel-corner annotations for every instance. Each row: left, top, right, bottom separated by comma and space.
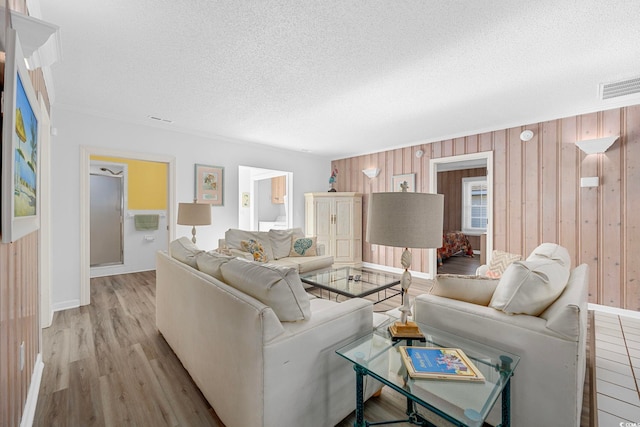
399, 346, 485, 382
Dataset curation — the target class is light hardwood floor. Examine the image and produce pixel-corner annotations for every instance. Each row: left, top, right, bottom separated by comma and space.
35, 269, 592, 426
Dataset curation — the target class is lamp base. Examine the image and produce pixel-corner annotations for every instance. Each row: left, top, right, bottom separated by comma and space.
388, 321, 426, 342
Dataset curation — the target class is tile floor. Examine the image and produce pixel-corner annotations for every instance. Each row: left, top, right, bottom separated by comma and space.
594, 310, 640, 426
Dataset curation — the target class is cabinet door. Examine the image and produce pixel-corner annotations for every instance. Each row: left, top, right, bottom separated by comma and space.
313, 197, 332, 253
333, 198, 354, 262
271, 176, 285, 204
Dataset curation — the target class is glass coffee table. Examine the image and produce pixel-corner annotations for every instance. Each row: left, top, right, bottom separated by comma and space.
336, 321, 519, 427
300, 267, 401, 304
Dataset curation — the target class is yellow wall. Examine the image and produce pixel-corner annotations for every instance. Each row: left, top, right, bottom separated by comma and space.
91, 156, 167, 210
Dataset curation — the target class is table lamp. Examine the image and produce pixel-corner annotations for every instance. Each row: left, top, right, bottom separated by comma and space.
367, 189, 444, 340
177, 200, 212, 244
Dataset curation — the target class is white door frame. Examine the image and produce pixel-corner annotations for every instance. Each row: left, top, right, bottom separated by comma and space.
79, 146, 176, 306
429, 151, 493, 276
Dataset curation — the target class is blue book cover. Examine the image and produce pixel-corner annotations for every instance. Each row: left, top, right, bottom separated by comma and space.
400, 347, 485, 382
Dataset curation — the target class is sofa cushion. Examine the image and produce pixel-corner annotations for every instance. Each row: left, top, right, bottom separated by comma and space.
431, 274, 500, 306
526, 243, 571, 268
271, 255, 334, 274
225, 229, 274, 260
196, 251, 234, 281
241, 239, 268, 262
489, 260, 570, 316
486, 250, 521, 278
220, 258, 311, 322
169, 237, 203, 268
269, 228, 304, 259
289, 236, 318, 257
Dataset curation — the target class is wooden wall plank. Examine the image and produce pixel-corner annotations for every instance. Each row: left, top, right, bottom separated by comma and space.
523, 124, 540, 256
479, 132, 493, 152
579, 113, 600, 303
625, 105, 640, 310
541, 120, 559, 243
560, 116, 579, 267
601, 109, 623, 307
507, 128, 523, 253
466, 134, 478, 154
492, 130, 507, 250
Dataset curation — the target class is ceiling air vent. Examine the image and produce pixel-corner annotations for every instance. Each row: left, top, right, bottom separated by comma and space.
600, 76, 640, 100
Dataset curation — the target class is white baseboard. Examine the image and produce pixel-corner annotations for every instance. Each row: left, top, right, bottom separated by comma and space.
20, 353, 43, 427
52, 299, 80, 312
362, 262, 434, 280
589, 303, 640, 319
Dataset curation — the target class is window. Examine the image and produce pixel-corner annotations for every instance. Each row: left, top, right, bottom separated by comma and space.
462, 177, 487, 234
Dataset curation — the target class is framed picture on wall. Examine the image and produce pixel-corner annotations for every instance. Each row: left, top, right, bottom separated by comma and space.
195, 164, 224, 206
391, 173, 415, 192
1, 29, 41, 243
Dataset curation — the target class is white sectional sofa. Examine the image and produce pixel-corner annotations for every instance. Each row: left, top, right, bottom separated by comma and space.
220, 228, 334, 273
156, 238, 382, 427
413, 243, 588, 427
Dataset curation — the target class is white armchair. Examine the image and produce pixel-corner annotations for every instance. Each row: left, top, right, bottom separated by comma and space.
414, 244, 588, 427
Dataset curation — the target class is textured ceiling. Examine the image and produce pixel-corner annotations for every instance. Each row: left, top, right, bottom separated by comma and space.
38, 0, 640, 158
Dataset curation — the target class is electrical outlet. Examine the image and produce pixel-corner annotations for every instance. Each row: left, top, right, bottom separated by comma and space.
19, 341, 24, 371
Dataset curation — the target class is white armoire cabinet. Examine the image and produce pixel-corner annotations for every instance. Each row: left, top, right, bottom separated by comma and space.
305, 192, 362, 266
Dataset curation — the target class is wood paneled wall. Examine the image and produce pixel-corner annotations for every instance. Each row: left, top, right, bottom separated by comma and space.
1, 3, 48, 423
437, 168, 487, 250
333, 105, 640, 310
0, 233, 39, 426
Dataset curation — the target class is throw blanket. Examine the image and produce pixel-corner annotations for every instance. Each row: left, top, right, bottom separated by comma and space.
437, 231, 474, 265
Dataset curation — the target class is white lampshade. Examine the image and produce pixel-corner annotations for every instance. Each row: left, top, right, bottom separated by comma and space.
575, 135, 619, 155
366, 192, 444, 249
177, 202, 212, 226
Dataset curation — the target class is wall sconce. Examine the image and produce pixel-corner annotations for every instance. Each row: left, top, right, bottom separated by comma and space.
362, 168, 380, 178
575, 135, 619, 155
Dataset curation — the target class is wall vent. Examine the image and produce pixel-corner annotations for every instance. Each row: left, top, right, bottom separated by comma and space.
600, 76, 640, 100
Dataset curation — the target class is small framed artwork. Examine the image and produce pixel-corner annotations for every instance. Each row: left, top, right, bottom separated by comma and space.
195, 164, 224, 206
241, 192, 250, 208
391, 173, 416, 192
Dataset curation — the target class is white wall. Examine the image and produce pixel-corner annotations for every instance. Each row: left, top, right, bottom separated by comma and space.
50, 107, 331, 309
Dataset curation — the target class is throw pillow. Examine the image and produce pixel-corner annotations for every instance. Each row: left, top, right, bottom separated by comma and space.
489, 260, 570, 316
225, 229, 275, 260
430, 274, 500, 306
289, 236, 317, 257
220, 258, 311, 322
269, 228, 305, 259
486, 250, 522, 278
240, 239, 268, 262
196, 251, 234, 281
169, 237, 203, 268
526, 243, 571, 268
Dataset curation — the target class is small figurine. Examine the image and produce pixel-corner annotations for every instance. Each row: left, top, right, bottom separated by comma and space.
328, 167, 338, 192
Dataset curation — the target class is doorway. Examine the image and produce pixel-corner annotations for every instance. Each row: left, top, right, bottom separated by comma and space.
79, 147, 176, 306
89, 164, 124, 266
238, 166, 293, 231
429, 152, 493, 276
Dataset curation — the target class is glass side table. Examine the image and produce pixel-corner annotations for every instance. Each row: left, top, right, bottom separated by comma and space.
336, 323, 520, 427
